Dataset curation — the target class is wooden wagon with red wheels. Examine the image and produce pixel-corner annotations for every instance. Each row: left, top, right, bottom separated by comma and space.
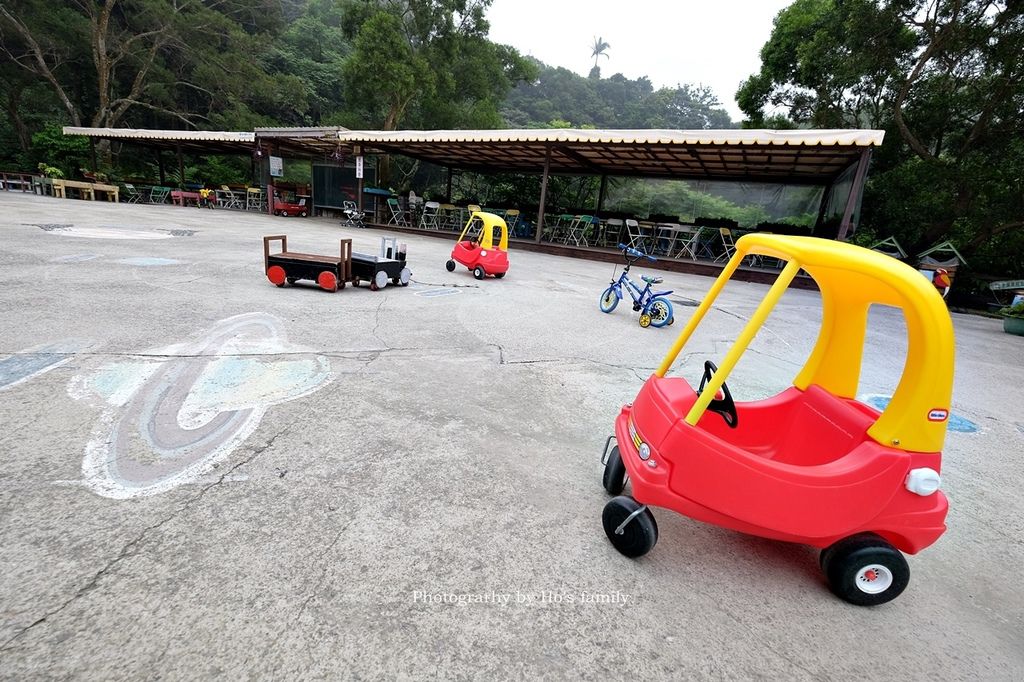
263, 235, 411, 292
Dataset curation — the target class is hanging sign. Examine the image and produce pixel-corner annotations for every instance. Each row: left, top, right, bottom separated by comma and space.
355, 156, 364, 179
269, 155, 283, 177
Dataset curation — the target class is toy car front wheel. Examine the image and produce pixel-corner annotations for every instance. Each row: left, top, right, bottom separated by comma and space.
445, 260, 456, 272
602, 445, 626, 495
599, 286, 619, 313
821, 533, 910, 606
473, 266, 486, 280
494, 272, 505, 279
602, 496, 658, 558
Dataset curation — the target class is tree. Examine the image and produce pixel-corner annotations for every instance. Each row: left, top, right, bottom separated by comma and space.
590, 35, 610, 71
0, 0, 299, 131
737, 0, 1024, 274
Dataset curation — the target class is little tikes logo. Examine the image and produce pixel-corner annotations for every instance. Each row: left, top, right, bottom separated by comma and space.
928, 408, 949, 422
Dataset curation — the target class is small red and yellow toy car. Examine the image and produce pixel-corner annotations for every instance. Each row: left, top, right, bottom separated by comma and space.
445, 211, 509, 280
600, 234, 954, 606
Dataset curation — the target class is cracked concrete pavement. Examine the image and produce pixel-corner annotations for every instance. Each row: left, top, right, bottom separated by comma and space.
0, 192, 1022, 679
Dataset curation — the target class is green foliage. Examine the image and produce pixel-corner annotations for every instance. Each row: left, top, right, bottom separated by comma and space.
30, 124, 90, 177
998, 302, 1024, 319
739, 0, 1024, 277
503, 61, 733, 129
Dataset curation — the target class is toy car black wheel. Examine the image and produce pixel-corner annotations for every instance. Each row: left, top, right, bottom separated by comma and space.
392, 277, 400, 286
494, 272, 505, 279
821, 533, 910, 606
445, 260, 456, 272
300, 211, 307, 217
473, 266, 486, 280
286, 278, 296, 285
602, 445, 626, 495
603, 496, 658, 558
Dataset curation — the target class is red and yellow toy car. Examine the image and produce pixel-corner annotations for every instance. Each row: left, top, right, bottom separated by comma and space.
600, 234, 954, 606
445, 211, 509, 280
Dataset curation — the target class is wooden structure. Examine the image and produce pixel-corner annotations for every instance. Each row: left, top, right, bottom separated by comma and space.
51, 179, 119, 202
263, 235, 411, 292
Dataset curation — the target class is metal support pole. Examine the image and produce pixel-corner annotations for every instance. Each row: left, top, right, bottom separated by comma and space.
596, 174, 608, 212
157, 149, 166, 185
535, 146, 552, 243
89, 138, 98, 173
838, 149, 872, 241
445, 166, 453, 202
176, 143, 185, 189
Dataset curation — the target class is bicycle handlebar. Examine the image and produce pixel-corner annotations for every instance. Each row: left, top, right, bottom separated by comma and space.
617, 243, 656, 262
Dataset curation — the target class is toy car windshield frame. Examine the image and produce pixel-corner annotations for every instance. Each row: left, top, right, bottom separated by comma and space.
656, 234, 955, 454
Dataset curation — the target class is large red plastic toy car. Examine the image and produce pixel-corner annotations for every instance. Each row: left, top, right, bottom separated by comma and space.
600, 234, 954, 606
445, 211, 509, 280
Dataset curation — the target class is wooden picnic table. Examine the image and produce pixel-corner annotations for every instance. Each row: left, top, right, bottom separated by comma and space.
171, 190, 201, 206
50, 179, 119, 202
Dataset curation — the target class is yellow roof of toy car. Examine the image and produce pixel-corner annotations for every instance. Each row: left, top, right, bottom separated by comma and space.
736, 234, 955, 453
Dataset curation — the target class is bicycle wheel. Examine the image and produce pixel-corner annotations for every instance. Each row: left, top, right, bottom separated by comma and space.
646, 297, 674, 328
599, 286, 619, 313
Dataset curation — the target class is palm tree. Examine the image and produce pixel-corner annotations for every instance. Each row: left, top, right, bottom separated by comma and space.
590, 36, 610, 69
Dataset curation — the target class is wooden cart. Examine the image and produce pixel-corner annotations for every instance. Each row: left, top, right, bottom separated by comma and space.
263, 235, 411, 292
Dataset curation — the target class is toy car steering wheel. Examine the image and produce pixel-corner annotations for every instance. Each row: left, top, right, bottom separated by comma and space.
698, 361, 738, 428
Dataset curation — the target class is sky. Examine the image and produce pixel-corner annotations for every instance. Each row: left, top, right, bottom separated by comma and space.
485, 0, 794, 122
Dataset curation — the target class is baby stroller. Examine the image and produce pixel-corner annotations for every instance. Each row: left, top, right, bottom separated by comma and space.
341, 201, 366, 228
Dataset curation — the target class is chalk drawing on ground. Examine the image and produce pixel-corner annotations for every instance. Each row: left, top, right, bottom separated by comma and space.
0, 340, 94, 392
68, 313, 332, 499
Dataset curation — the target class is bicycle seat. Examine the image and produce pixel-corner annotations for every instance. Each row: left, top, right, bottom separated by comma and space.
641, 275, 664, 284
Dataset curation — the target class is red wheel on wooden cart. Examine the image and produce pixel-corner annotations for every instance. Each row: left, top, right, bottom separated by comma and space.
318, 270, 338, 292
267, 265, 286, 286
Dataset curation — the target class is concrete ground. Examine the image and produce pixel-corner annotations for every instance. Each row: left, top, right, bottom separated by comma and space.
0, 192, 1021, 679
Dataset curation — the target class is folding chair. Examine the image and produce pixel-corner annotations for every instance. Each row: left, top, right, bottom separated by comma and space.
341, 201, 366, 228
601, 218, 623, 247
246, 187, 267, 212
504, 209, 521, 236
218, 186, 243, 209
385, 198, 408, 226
122, 183, 144, 204
715, 228, 737, 262
626, 219, 651, 252
672, 226, 701, 260
148, 186, 170, 204
419, 201, 440, 230
565, 215, 593, 246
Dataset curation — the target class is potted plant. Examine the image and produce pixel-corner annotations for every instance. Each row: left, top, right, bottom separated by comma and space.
998, 301, 1024, 336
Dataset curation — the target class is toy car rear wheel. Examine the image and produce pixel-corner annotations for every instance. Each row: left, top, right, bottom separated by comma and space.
603, 496, 658, 558
494, 272, 505, 279
473, 266, 486, 280
267, 265, 286, 287
821, 533, 910, 606
599, 286, 619, 313
602, 445, 626, 495
445, 260, 456, 272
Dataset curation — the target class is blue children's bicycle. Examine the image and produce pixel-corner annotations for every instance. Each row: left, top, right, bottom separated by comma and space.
598, 244, 675, 328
